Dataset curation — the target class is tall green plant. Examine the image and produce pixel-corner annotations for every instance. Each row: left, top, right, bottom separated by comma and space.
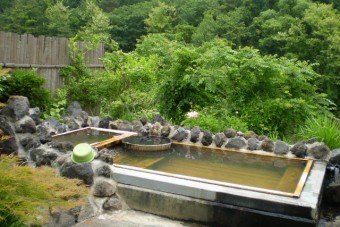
298, 115, 340, 149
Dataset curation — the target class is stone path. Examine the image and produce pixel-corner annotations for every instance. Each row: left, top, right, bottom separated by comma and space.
74, 210, 205, 227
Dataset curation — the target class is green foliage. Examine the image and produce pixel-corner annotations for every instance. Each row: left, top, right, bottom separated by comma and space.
145, 2, 177, 33
0, 69, 51, 111
0, 155, 88, 226
298, 115, 340, 149
43, 89, 68, 121
181, 114, 223, 133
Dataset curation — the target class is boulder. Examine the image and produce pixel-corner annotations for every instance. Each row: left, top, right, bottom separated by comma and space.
224, 128, 237, 138
48, 141, 74, 153
0, 96, 29, 121
64, 116, 80, 131
258, 135, 269, 141
110, 120, 133, 131
36, 124, 52, 143
139, 124, 151, 137
67, 101, 82, 117
202, 131, 213, 146
225, 137, 246, 149
330, 149, 340, 165
0, 116, 18, 154
247, 138, 260, 151
77, 200, 97, 223
60, 161, 94, 185
291, 142, 307, 158
103, 197, 123, 211
171, 127, 188, 142
261, 138, 274, 152
131, 120, 143, 132
273, 140, 289, 155
150, 122, 162, 136
214, 133, 226, 147
92, 178, 117, 197
75, 111, 89, 127
244, 131, 257, 140
95, 164, 112, 178
151, 114, 168, 126
15, 116, 36, 133
139, 116, 148, 125
46, 208, 77, 227
308, 143, 330, 160
29, 107, 41, 125
88, 116, 101, 127
160, 125, 171, 137
99, 117, 112, 129
41, 118, 67, 134
29, 145, 60, 166
190, 126, 201, 143
20, 134, 41, 150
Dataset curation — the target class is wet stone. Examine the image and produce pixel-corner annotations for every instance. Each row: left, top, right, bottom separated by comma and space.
225, 137, 246, 149
291, 142, 307, 158
92, 178, 117, 197
224, 128, 237, 138
261, 138, 274, 152
190, 126, 201, 143
273, 140, 289, 155
103, 197, 123, 211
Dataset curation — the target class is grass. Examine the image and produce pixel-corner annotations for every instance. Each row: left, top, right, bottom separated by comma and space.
0, 155, 89, 226
298, 114, 340, 150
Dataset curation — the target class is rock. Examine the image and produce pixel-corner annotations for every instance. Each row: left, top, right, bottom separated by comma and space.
225, 137, 246, 149
20, 134, 41, 150
261, 138, 274, 152
36, 124, 52, 143
244, 131, 257, 140
247, 138, 260, 151
330, 149, 340, 165
258, 135, 269, 141
110, 120, 133, 131
214, 133, 226, 147
237, 131, 244, 137
160, 125, 171, 137
92, 178, 117, 197
324, 175, 340, 203
99, 117, 112, 129
67, 101, 82, 117
131, 120, 143, 132
97, 153, 113, 165
273, 140, 289, 155
0, 116, 18, 154
29, 107, 41, 125
15, 116, 36, 133
88, 116, 101, 127
139, 116, 148, 125
224, 128, 237, 138
29, 146, 60, 166
190, 127, 201, 143
139, 124, 151, 137
151, 114, 168, 126
291, 142, 307, 158
150, 122, 162, 137
308, 143, 330, 159
95, 164, 112, 178
202, 131, 213, 146
60, 161, 94, 185
103, 197, 123, 211
78, 200, 97, 223
41, 118, 67, 134
47, 208, 77, 227
171, 127, 188, 142
0, 96, 29, 121
75, 111, 89, 127
48, 141, 74, 153
64, 116, 80, 131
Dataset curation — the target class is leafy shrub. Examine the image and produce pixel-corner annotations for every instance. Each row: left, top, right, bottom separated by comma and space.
0, 69, 51, 111
298, 115, 340, 149
181, 113, 223, 133
0, 156, 88, 226
43, 89, 68, 121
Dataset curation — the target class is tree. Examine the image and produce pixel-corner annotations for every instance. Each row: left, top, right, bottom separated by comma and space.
145, 2, 177, 33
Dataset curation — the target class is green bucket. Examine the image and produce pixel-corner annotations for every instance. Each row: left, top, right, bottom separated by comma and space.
71, 143, 96, 164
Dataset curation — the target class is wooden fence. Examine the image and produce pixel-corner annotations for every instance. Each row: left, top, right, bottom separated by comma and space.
0, 31, 105, 95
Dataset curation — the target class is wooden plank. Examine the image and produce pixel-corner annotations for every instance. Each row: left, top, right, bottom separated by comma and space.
5, 32, 12, 63
0, 32, 5, 62
293, 159, 314, 197
37, 35, 45, 65
27, 34, 37, 64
